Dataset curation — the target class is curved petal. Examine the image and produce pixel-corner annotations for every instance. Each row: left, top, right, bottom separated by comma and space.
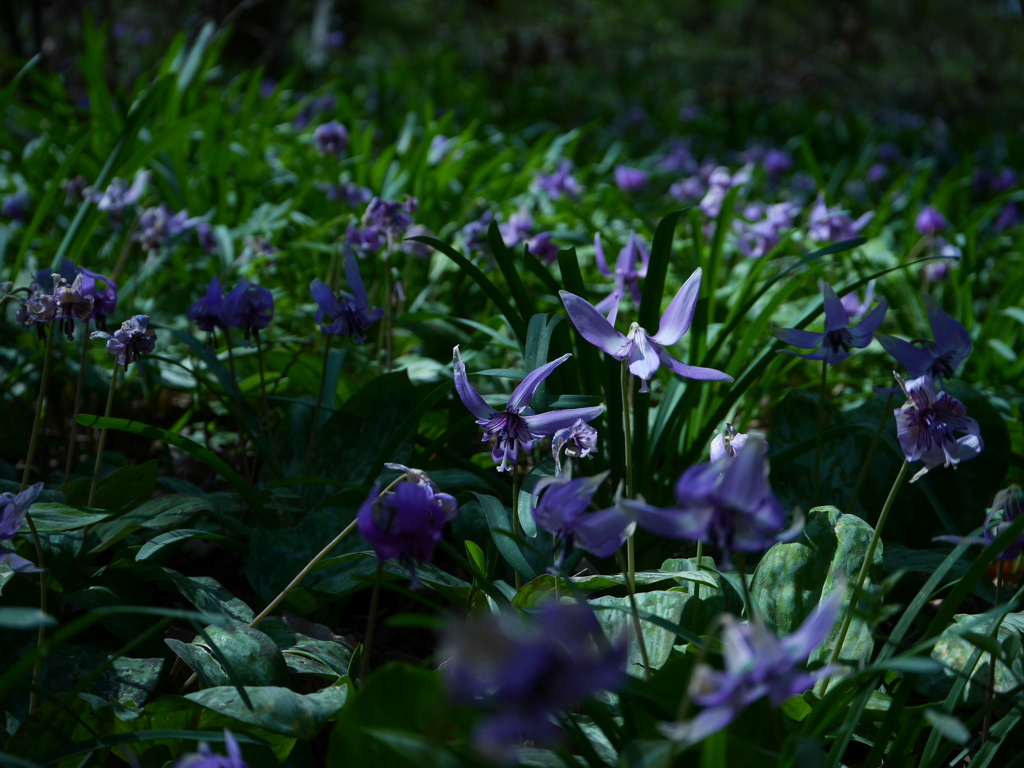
923, 292, 972, 363
628, 331, 663, 384
778, 347, 835, 362
657, 347, 733, 382
772, 326, 824, 349
875, 333, 934, 378
523, 404, 605, 436
847, 296, 887, 345
572, 507, 633, 558
593, 233, 612, 277
625, 499, 715, 541
452, 346, 499, 420
822, 283, 849, 331
309, 278, 342, 318
595, 289, 622, 325
652, 268, 702, 346
507, 353, 572, 412
559, 291, 630, 359
344, 253, 369, 310
781, 590, 842, 661
716, 437, 768, 512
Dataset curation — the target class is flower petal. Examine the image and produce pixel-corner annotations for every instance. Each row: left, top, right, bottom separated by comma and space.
716, 437, 768, 513
452, 346, 499, 420
923, 292, 972, 365
344, 253, 370, 310
523, 404, 605, 436
781, 590, 842, 662
507, 353, 572, 413
309, 278, 342, 318
652, 268, 702, 346
572, 507, 634, 558
822, 283, 849, 331
875, 333, 935, 378
657, 347, 733, 382
847, 296, 887, 346
560, 291, 630, 359
593, 233, 612, 277
628, 330, 662, 383
772, 327, 824, 349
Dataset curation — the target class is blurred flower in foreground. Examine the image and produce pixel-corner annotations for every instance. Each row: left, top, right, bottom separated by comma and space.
625, 433, 799, 569
614, 165, 648, 193
92, 315, 157, 371
915, 205, 948, 236
442, 603, 626, 759
535, 159, 583, 200
310, 254, 383, 342
660, 593, 840, 745
894, 374, 982, 482
526, 232, 559, 264
173, 728, 248, 768
223, 281, 274, 343
189, 277, 227, 334
876, 293, 971, 381
807, 194, 874, 243
560, 268, 733, 393
593, 231, 649, 304
453, 347, 604, 472
0, 483, 44, 572
937, 486, 1024, 562
313, 121, 349, 155
772, 282, 887, 365
499, 207, 533, 248
551, 418, 598, 475
709, 424, 768, 464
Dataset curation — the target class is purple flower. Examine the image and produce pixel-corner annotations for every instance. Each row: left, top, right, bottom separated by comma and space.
532, 471, 632, 567
327, 30, 346, 48
700, 166, 752, 218
735, 202, 799, 259
614, 165, 648, 193
709, 424, 767, 464
894, 374, 983, 480
660, 593, 841, 745
526, 232, 559, 264
313, 121, 349, 156
0, 482, 44, 572
357, 480, 456, 574
772, 282, 887, 365
1, 191, 30, 222
77, 267, 118, 327
915, 205, 947, 236
328, 181, 373, 207
189, 277, 227, 333
807, 194, 874, 243
877, 142, 901, 163
363, 196, 417, 238
991, 167, 1017, 194
310, 255, 383, 342
62, 176, 88, 205
384, 462, 460, 520
866, 164, 888, 183
453, 346, 604, 472
84, 172, 149, 212
993, 204, 1020, 233
560, 269, 733, 393
551, 418, 598, 475
594, 232, 649, 304
346, 224, 384, 256
196, 222, 218, 252
442, 602, 626, 758
223, 281, 274, 342
535, 160, 583, 200
763, 149, 793, 176
173, 729, 248, 768
660, 143, 696, 174
836, 278, 877, 322
625, 434, 799, 569
669, 176, 707, 202
875, 293, 971, 381
499, 207, 533, 248
402, 224, 435, 258
428, 135, 452, 165
53, 273, 95, 340
937, 486, 1024, 561
461, 211, 495, 253
91, 315, 157, 371
135, 204, 199, 251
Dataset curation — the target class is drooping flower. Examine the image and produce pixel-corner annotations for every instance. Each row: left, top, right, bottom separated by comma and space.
551, 418, 598, 475
189, 277, 227, 334
625, 434, 799, 569
53, 273, 95, 340
614, 165, 648, 193
936, 486, 1024, 562
593, 231, 649, 304
499, 207, 533, 248
709, 424, 768, 464
660, 593, 841, 745
78, 267, 118, 328
0, 482, 44, 572
442, 602, 626, 759
460, 210, 495, 253
807, 194, 874, 243
173, 728, 248, 768
383, 462, 460, 520
915, 205, 947, 236
875, 293, 971, 381
560, 269, 733, 393
313, 121, 349, 155
1, 191, 30, 222
535, 159, 583, 200
531, 471, 633, 567
526, 232, 559, 264
223, 281, 274, 342
135, 204, 199, 251
363, 196, 417, 238
310, 254, 383, 342
453, 347, 605, 472
92, 315, 157, 371
772, 282, 887, 365
894, 374, 983, 481
346, 224, 384, 256
84, 172, 149, 212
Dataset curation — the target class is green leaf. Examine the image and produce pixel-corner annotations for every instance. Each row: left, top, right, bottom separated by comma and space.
472, 492, 538, 581
136, 529, 241, 561
923, 709, 970, 745
89, 494, 213, 553
22, 503, 111, 532
0, 607, 57, 630
487, 220, 535, 323
590, 591, 691, 675
66, 460, 160, 514
163, 568, 255, 624
186, 684, 348, 739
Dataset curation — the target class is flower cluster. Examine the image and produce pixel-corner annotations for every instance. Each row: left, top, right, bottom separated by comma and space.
189, 278, 274, 342
807, 194, 874, 243
310, 254, 382, 342
92, 315, 158, 370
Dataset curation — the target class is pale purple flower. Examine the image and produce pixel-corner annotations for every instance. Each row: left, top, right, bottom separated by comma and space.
614, 165, 648, 193
772, 282, 887, 365
669, 176, 706, 202
660, 143, 696, 174
526, 232, 559, 264
875, 293, 971, 381
532, 471, 632, 567
173, 728, 248, 768
443, 603, 626, 758
357, 480, 456, 576
660, 593, 841, 745
937, 486, 1024, 562
363, 196, 417, 238
384, 462, 459, 520
763, 149, 793, 176
709, 424, 768, 464
135, 204, 199, 250
84, 172, 149, 212
735, 202, 799, 259
700, 166, 751, 218
552, 418, 598, 476
313, 121, 349, 156
1, 191, 30, 222
346, 224, 384, 256
915, 205, 947, 236
535, 159, 583, 200
836, 278, 877, 321
895, 374, 982, 480
625, 434, 799, 569
402, 224, 435, 258
560, 269, 733, 394
499, 207, 533, 248
78, 267, 118, 327
866, 164, 888, 183
310, 255, 383, 342
807, 194, 874, 243
189, 277, 227, 333
461, 211, 495, 253
0, 482, 43, 572
53, 273, 95, 340
593, 231, 649, 304
223, 281, 274, 342
452, 346, 604, 472
91, 314, 157, 371
62, 176, 88, 204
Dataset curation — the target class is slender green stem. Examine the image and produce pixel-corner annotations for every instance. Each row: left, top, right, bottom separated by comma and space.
511, 467, 522, 591
616, 550, 651, 680
691, 541, 703, 630
21, 321, 57, 491
621, 361, 636, 596
384, 261, 393, 373
223, 331, 250, 482
818, 459, 908, 696
736, 553, 759, 626
845, 393, 894, 516
62, 322, 90, 494
301, 334, 333, 498
814, 359, 827, 508
87, 364, 119, 508
983, 566, 1003, 745
361, 562, 384, 682
253, 330, 279, 468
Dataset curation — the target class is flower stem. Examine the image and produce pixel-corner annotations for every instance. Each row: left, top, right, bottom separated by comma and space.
87, 363, 119, 508
845, 393, 894, 516
301, 333, 333, 499
361, 562, 384, 682
21, 321, 57, 491
511, 466, 522, 592
223, 331, 250, 482
691, 541, 703, 630
62, 322, 90, 494
621, 361, 636, 597
616, 549, 651, 680
818, 459, 908, 696
254, 330, 279, 468
983, 566, 1003, 745
736, 553, 759, 626
814, 359, 827, 508
384, 262, 393, 373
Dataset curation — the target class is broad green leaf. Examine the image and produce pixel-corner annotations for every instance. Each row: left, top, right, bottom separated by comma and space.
591, 590, 690, 675
136, 529, 241, 561
187, 684, 348, 739
89, 494, 213, 553
22, 503, 111, 532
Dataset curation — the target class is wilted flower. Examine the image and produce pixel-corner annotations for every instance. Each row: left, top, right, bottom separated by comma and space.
937, 486, 1024, 562
876, 293, 971, 381
0, 482, 43, 572
560, 269, 733, 393
453, 347, 604, 472
135, 204, 199, 251
526, 232, 559, 264
669, 176, 707, 202
313, 121, 349, 155
532, 471, 632, 567
807, 194, 874, 243
709, 424, 768, 463
189, 277, 227, 334
894, 374, 983, 481
915, 205, 947, 236
363, 196, 417, 238
626, 434, 799, 569
594, 231, 649, 304
763, 149, 793, 176
173, 728, 248, 768
499, 207, 533, 248
310, 254, 383, 342
84, 172, 149, 212
223, 282, 274, 342
552, 418, 598, 475
614, 165, 648, 193
1, 191, 30, 222
92, 315, 156, 370
772, 282, 887, 365
442, 602, 626, 758
535, 160, 583, 200
660, 594, 841, 745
